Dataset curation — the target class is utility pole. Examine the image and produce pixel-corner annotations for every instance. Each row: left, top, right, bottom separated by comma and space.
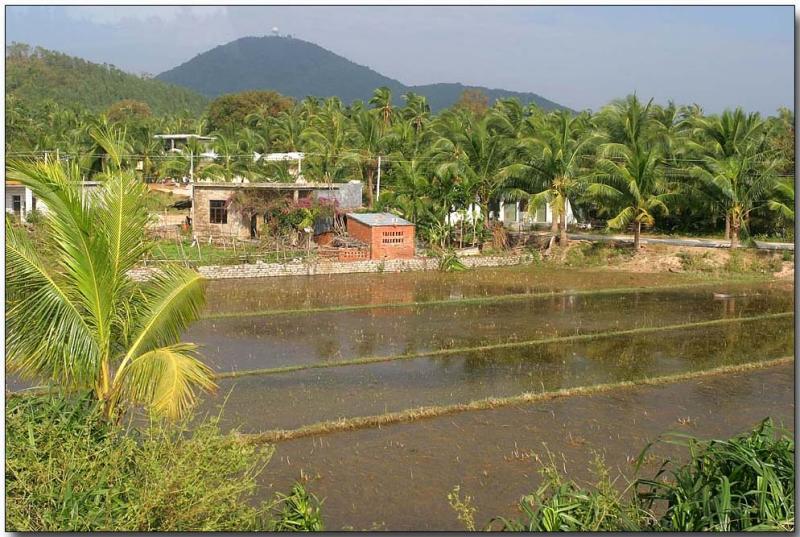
376, 155, 382, 202
189, 150, 194, 183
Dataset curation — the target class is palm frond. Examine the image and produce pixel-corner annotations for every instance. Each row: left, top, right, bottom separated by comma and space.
113, 342, 216, 418
6, 220, 100, 387
121, 265, 206, 364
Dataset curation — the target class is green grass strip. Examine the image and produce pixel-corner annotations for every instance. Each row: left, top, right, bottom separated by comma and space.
202, 277, 772, 320
236, 356, 794, 445
213, 312, 793, 380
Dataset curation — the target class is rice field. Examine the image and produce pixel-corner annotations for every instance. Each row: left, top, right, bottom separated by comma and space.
27, 264, 786, 529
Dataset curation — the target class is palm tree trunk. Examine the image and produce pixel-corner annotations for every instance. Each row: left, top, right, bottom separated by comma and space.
724, 214, 731, 240
730, 218, 741, 248
366, 167, 375, 209
634, 221, 642, 250
559, 209, 567, 246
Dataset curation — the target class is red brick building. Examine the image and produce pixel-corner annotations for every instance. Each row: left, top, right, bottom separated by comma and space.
346, 212, 415, 260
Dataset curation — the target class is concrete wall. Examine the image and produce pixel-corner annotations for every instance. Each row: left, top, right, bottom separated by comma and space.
128, 254, 533, 281
192, 186, 248, 239
313, 181, 362, 209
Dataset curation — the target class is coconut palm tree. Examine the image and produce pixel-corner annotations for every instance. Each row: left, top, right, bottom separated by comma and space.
6, 160, 215, 419
587, 142, 672, 250
349, 108, 385, 208
688, 109, 777, 245
688, 152, 779, 247
431, 113, 512, 229
302, 105, 356, 184
369, 86, 394, 131
503, 110, 601, 245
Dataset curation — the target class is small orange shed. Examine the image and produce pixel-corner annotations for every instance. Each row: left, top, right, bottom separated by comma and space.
346, 212, 416, 260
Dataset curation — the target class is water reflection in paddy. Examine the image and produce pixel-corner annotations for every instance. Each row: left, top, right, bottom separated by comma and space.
262, 363, 794, 530
189, 285, 792, 372
202, 266, 729, 315
200, 317, 793, 432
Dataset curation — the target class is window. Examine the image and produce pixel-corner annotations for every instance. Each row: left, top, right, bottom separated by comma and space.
12, 195, 21, 215
381, 230, 405, 245
209, 200, 227, 224
31, 196, 37, 211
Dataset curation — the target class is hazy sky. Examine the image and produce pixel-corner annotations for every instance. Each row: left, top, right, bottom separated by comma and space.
5, 5, 795, 114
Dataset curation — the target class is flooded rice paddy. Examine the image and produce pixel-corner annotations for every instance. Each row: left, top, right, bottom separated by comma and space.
202, 266, 738, 315
7, 265, 794, 528
264, 362, 794, 530
187, 266, 793, 528
202, 317, 792, 431
191, 285, 791, 372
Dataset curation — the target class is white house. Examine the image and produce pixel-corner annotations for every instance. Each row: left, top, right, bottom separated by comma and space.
498, 198, 576, 229
6, 181, 46, 220
6, 180, 102, 221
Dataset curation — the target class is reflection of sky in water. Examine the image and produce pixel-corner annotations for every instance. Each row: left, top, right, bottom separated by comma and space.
186, 286, 793, 372
199, 316, 793, 432
201, 265, 737, 315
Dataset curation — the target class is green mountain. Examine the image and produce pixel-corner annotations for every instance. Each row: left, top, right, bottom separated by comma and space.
6, 43, 208, 115
157, 36, 568, 112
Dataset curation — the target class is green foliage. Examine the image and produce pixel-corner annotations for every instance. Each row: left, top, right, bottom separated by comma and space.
480, 419, 794, 532
638, 418, 794, 531
267, 482, 325, 531
206, 90, 294, 132
489, 454, 645, 531
676, 251, 715, 272
438, 250, 468, 272
5, 393, 274, 531
6, 43, 207, 116
6, 162, 214, 419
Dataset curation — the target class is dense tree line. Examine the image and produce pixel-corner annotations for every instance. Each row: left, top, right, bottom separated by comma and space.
6, 86, 794, 246
6, 43, 208, 116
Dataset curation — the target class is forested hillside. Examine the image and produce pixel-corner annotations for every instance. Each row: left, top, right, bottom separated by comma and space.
6, 43, 208, 115
157, 36, 567, 111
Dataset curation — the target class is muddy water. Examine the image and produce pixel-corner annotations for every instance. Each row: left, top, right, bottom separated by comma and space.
202, 266, 723, 315
261, 362, 794, 530
201, 317, 793, 431
189, 286, 792, 372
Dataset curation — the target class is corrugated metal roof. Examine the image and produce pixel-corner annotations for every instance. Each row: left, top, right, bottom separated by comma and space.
347, 212, 413, 227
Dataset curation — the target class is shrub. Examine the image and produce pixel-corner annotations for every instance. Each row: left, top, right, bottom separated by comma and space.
676, 251, 714, 272
725, 249, 747, 273
6, 393, 324, 531
638, 418, 794, 531
487, 454, 648, 531
439, 250, 467, 272
267, 482, 325, 531
477, 419, 793, 532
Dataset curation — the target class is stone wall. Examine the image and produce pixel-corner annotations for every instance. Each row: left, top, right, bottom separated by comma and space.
128, 254, 533, 281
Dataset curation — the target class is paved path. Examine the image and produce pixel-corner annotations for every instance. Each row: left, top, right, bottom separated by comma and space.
563, 232, 794, 251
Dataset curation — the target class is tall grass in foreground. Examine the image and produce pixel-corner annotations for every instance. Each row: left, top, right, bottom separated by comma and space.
5, 393, 323, 531
469, 418, 794, 531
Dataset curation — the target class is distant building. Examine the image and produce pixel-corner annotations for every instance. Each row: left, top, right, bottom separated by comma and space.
5, 180, 101, 221
346, 212, 415, 260
498, 198, 576, 228
154, 134, 216, 154
191, 181, 363, 240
